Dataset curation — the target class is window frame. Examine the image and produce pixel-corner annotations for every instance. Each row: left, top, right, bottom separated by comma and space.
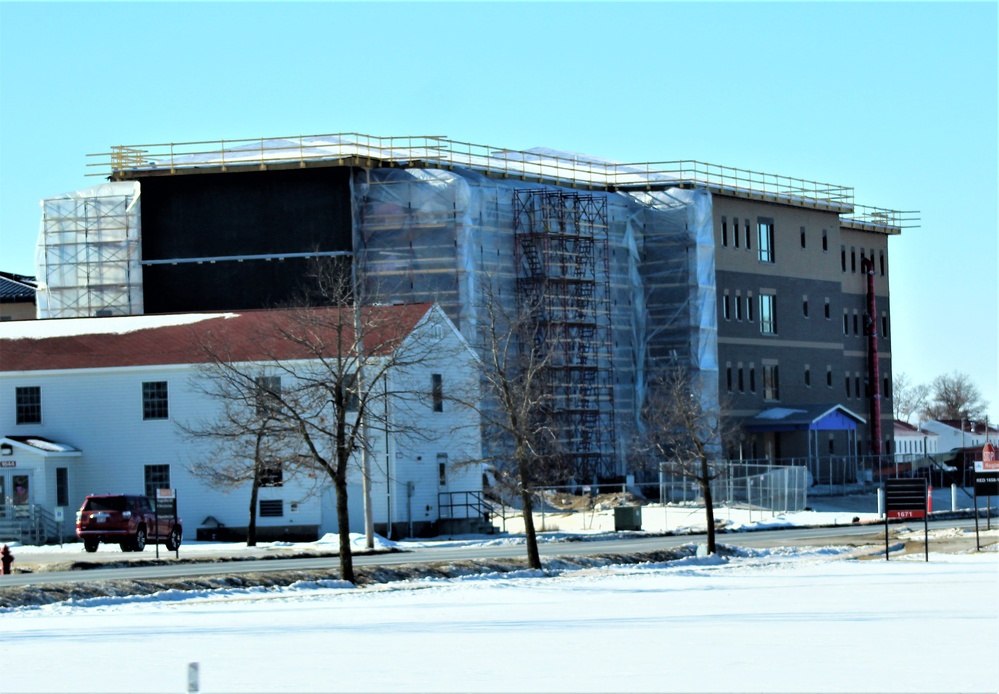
762, 363, 780, 401
144, 464, 171, 498
431, 373, 444, 413
757, 219, 775, 263
15, 386, 41, 425
142, 381, 170, 421
759, 294, 777, 335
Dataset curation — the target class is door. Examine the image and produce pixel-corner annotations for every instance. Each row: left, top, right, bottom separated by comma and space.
1, 472, 32, 518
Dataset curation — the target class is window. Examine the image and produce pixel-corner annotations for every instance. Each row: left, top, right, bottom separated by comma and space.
744, 220, 752, 250
881, 313, 889, 338
800, 227, 806, 249
746, 292, 754, 322
142, 381, 169, 420
56, 467, 69, 507
734, 219, 740, 248
723, 292, 731, 321
726, 364, 733, 392
841, 245, 847, 272
735, 291, 743, 320
853, 312, 859, 336
762, 364, 779, 401
824, 298, 831, 319
884, 376, 891, 399
738, 366, 744, 393
845, 375, 851, 398
749, 365, 756, 393
721, 217, 728, 247
15, 386, 41, 424
255, 375, 281, 415
259, 461, 283, 487
431, 373, 444, 412
759, 294, 776, 334
855, 374, 861, 398
843, 310, 850, 335
259, 499, 284, 517
822, 230, 828, 252
879, 250, 886, 276
144, 464, 170, 498
851, 247, 856, 273
341, 373, 360, 411
437, 453, 448, 486
757, 220, 774, 263
802, 296, 809, 318
804, 365, 811, 387
826, 366, 833, 388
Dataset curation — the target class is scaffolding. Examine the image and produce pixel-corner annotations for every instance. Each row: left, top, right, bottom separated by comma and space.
513, 190, 617, 480
36, 183, 142, 318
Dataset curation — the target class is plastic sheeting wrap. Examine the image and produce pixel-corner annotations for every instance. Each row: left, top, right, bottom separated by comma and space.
353, 167, 718, 474
36, 182, 143, 319
33, 158, 718, 476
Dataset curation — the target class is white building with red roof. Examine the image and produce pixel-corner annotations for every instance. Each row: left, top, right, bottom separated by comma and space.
0, 303, 484, 544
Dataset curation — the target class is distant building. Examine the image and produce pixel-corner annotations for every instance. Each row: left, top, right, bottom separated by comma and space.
33, 133, 916, 482
892, 420, 938, 457
0, 303, 483, 543
919, 419, 998, 453
0, 271, 36, 321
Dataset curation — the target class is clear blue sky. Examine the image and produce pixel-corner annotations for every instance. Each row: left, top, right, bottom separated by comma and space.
1, 2, 996, 421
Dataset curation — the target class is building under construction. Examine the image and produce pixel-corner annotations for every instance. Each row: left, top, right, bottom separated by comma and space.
34, 133, 914, 481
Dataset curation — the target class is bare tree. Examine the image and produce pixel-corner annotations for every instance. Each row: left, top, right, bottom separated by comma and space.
181, 368, 310, 546
186, 265, 451, 583
892, 372, 929, 423
922, 371, 989, 422
636, 366, 737, 555
466, 280, 569, 570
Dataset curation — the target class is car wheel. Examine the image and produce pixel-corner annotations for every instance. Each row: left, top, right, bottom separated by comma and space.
133, 526, 147, 552
84, 539, 100, 553
120, 542, 133, 552
165, 526, 182, 552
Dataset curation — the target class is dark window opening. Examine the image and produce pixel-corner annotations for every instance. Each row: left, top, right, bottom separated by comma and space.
56, 467, 69, 507
800, 227, 806, 249
259, 461, 283, 487
259, 499, 284, 517
144, 464, 171, 498
15, 386, 41, 425
757, 220, 774, 263
721, 217, 728, 246
431, 373, 444, 412
734, 219, 740, 248
143, 381, 169, 420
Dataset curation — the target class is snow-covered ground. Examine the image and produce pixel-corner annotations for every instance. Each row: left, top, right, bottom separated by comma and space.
3, 492, 996, 693
3, 544, 997, 693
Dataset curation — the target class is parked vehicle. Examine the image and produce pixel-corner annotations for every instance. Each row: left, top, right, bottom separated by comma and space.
75, 494, 182, 553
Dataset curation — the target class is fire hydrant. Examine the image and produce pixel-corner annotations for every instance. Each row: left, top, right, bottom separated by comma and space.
1, 544, 13, 575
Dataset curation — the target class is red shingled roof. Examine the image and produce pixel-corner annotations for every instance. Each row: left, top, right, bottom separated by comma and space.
0, 304, 433, 372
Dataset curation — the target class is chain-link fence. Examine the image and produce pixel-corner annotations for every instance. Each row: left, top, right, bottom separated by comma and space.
657, 462, 809, 513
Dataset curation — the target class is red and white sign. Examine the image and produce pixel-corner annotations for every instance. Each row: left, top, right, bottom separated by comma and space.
976, 443, 998, 472
888, 509, 926, 519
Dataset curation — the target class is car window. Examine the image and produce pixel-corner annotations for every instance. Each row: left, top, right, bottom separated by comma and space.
84, 497, 127, 512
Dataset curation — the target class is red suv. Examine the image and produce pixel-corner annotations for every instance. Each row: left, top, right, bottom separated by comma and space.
75, 494, 182, 553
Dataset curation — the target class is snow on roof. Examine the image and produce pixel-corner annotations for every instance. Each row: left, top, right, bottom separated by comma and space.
0, 304, 434, 372
0, 312, 234, 340
4, 436, 80, 454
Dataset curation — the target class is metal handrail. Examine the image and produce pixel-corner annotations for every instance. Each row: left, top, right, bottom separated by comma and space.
438, 490, 493, 520
86, 132, 861, 210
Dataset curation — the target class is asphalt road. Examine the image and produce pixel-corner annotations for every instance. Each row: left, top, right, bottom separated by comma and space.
1, 518, 983, 588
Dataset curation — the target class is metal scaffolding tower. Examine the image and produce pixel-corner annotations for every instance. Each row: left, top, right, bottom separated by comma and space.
514, 189, 617, 480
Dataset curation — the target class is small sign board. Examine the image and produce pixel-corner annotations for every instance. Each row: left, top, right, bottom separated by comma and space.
155, 488, 177, 515
0, 460, 16, 468
884, 478, 928, 519
975, 471, 999, 497
884, 478, 929, 561
975, 442, 997, 472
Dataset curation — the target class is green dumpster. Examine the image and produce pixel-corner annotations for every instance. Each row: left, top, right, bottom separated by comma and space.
613, 505, 642, 531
